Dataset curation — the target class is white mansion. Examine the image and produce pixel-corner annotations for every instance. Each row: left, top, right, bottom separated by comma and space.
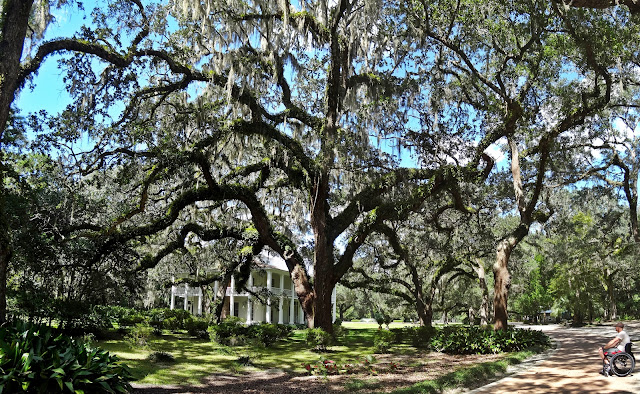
169, 253, 337, 325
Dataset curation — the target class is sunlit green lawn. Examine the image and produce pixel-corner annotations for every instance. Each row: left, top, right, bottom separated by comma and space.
98, 326, 398, 385
97, 322, 536, 391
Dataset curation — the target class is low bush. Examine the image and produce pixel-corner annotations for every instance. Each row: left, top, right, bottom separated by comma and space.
413, 326, 437, 348
390, 326, 435, 348
0, 321, 133, 393
148, 351, 175, 363
373, 329, 394, 353
125, 323, 153, 348
430, 326, 551, 354
390, 325, 550, 354
185, 317, 210, 338
209, 316, 247, 345
248, 323, 291, 347
147, 308, 192, 331
332, 321, 346, 340
247, 324, 278, 347
119, 311, 146, 328
210, 318, 291, 347
305, 328, 333, 351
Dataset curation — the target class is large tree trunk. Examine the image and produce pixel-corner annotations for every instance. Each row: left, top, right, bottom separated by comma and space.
492, 228, 529, 331
410, 263, 433, 327
0, 0, 35, 326
312, 269, 335, 332
604, 268, 617, 320
307, 173, 336, 332
473, 258, 490, 326
212, 276, 231, 324
492, 136, 533, 331
415, 293, 433, 327
493, 237, 517, 331
572, 287, 582, 326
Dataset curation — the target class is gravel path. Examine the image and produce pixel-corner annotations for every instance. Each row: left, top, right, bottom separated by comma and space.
469, 322, 640, 394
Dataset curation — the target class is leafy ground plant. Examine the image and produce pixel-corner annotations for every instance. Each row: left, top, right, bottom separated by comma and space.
0, 321, 133, 393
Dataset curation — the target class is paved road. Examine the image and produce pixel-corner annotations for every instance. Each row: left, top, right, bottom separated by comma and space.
470, 322, 640, 394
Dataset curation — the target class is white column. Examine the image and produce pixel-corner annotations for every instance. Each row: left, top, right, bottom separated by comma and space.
266, 271, 272, 323
299, 304, 304, 324
332, 286, 337, 323
183, 283, 189, 311
197, 289, 202, 316
289, 282, 295, 324
278, 274, 284, 324
247, 274, 253, 324
230, 276, 235, 317
170, 278, 176, 310
214, 281, 219, 302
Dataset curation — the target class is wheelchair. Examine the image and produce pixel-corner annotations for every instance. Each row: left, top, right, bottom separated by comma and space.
603, 343, 635, 377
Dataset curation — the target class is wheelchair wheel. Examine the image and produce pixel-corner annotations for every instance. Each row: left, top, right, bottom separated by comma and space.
610, 353, 635, 377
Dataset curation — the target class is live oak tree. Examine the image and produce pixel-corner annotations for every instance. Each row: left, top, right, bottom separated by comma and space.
404, 0, 637, 329
342, 206, 489, 327
0, 0, 156, 323
43, 0, 493, 332
543, 189, 634, 323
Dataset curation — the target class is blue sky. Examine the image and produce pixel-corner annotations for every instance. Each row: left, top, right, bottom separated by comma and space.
17, 2, 93, 116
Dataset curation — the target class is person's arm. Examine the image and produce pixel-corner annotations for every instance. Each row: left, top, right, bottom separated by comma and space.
604, 336, 621, 349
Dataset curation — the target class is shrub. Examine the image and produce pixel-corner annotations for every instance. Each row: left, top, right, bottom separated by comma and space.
430, 326, 551, 354
209, 316, 247, 345
275, 323, 294, 340
247, 324, 274, 347
119, 311, 146, 328
163, 309, 192, 329
185, 317, 210, 338
125, 324, 153, 348
236, 354, 253, 366
148, 351, 175, 363
99, 306, 138, 328
147, 308, 192, 331
247, 324, 280, 347
373, 329, 394, 353
163, 316, 181, 331
0, 321, 133, 393
210, 320, 291, 347
413, 326, 437, 348
332, 321, 346, 340
305, 328, 333, 351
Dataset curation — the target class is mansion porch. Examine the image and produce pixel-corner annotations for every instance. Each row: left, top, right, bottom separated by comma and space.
170, 266, 337, 325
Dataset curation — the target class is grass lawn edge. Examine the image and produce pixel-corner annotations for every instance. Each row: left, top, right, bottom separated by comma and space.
387, 345, 555, 394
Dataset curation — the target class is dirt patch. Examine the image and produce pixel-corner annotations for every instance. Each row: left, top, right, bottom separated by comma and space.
133, 352, 507, 393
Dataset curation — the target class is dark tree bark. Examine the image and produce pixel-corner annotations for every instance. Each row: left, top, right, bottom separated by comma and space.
0, 0, 36, 324
308, 173, 336, 331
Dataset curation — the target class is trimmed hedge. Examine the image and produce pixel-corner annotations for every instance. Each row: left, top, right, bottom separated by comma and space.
208, 317, 292, 347
304, 328, 333, 351
0, 321, 133, 393
391, 325, 550, 354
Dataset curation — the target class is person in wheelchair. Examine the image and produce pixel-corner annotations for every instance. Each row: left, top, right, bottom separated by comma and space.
598, 322, 631, 376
